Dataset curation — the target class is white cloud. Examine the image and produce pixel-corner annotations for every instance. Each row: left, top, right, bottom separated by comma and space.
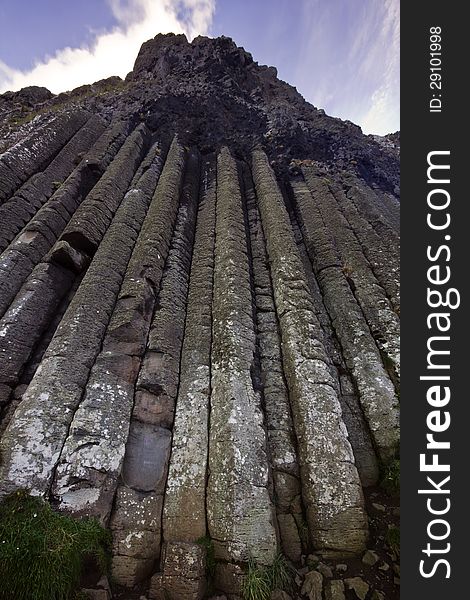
358, 0, 400, 135
0, 0, 215, 94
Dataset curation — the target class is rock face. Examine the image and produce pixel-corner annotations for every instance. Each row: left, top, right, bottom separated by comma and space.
0, 33, 400, 598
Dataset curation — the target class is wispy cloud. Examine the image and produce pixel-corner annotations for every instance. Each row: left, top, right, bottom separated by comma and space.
0, 0, 215, 94
290, 0, 399, 135
359, 0, 399, 134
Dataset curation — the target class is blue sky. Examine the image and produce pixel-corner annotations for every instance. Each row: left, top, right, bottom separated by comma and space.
0, 0, 399, 135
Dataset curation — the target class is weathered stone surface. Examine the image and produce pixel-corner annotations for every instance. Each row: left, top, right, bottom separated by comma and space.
0, 33, 400, 600
244, 162, 302, 562
110, 137, 188, 584
0, 110, 89, 204
344, 577, 370, 600
252, 149, 368, 557
0, 120, 131, 318
0, 145, 149, 497
207, 147, 277, 565
324, 580, 346, 600
214, 562, 245, 598
325, 175, 400, 314
299, 173, 400, 382
52, 146, 164, 519
163, 159, 214, 542
110, 487, 164, 587
0, 114, 106, 252
122, 422, 172, 492
290, 176, 399, 463
301, 570, 323, 600
362, 549, 379, 566
149, 542, 206, 600
55, 122, 150, 257
0, 262, 75, 388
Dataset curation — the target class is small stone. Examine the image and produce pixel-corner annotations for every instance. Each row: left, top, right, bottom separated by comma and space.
324, 579, 345, 600
372, 503, 386, 512
301, 570, 323, 600
378, 562, 389, 572
394, 577, 401, 586
335, 564, 348, 573
371, 591, 385, 600
317, 562, 333, 578
344, 577, 370, 600
96, 576, 111, 593
271, 591, 292, 600
393, 563, 400, 576
307, 554, 320, 566
392, 507, 400, 517
81, 591, 109, 600
362, 550, 379, 566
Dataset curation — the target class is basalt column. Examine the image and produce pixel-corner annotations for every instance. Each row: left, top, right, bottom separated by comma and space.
252, 148, 368, 557
243, 163, 303, 562
290, 174, 400, 463
51, 141, 166, 518
207, 148, 278, 581
107, 137, 187, 587
0, 126, 151, 498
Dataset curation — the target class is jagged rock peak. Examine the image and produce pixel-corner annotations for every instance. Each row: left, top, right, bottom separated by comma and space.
130, 33, 257, 79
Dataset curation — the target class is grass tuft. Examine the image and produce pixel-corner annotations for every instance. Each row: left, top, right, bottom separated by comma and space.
386, 525, 400, 556
381, 459, 400, 495
241, 559, 271, 600
196, 535, 216, 579
0, 490, 111, 600
266, 552, 294, 591
242, 553, 294, 600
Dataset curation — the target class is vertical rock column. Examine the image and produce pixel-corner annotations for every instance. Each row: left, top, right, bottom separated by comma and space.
289, 175, 399, 463
162, 162, 215, 542
151, 160, 216, 600
108, 137, 187, 587
243, 164, 303, 562
0, 110, 90, 204
207, 147, 277, 580
141, 151, 207, 600
323, 175, 400, 315
342, 175, 400, 246
0, 122, 148, 419
0, 130, 151, 498
287, 187, 379, 488
0, 119, 131, 319
252, 149, 368, 557
299, 172, 400, 382
0, 114, 107, 252
51, 143, 166, 519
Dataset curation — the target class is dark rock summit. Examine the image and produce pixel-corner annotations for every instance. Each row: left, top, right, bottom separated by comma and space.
0, 34, 399, 599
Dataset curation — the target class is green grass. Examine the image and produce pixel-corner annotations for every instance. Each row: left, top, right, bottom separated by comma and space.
241, 559, 271, 600
196, 535, 216, 579
0, 490, 111, 600
297, 517, 310, 548
381, 459, 400, 495
386, 525, 400, 556
242, 554, 294, 600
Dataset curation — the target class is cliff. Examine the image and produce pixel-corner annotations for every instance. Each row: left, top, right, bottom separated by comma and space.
0, 34, 400, 600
